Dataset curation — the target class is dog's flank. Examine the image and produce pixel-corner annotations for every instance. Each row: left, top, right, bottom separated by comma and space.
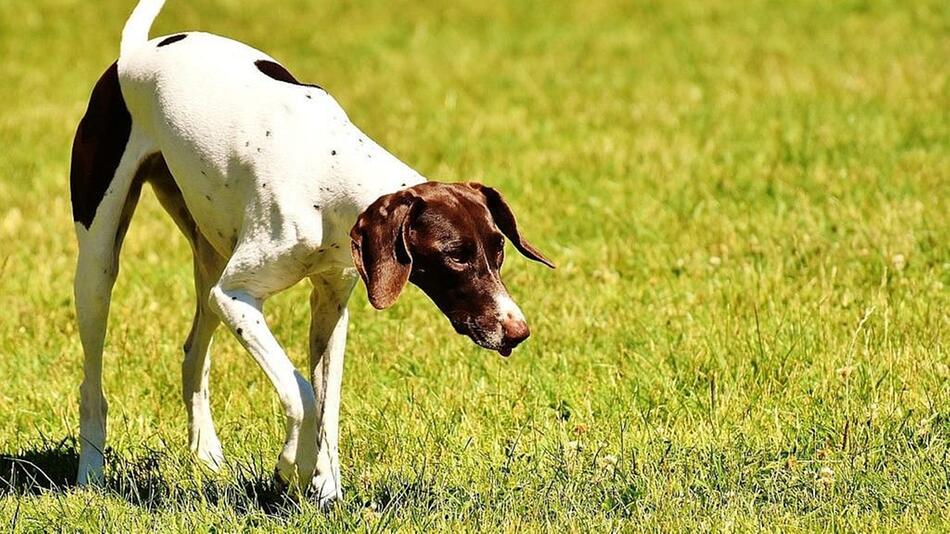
70, 0, 551, 504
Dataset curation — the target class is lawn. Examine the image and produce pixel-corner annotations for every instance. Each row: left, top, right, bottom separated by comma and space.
0, 0, 947, 531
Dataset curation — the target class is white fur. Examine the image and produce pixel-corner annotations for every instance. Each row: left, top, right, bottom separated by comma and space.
495, 292, 526, 324
75, 1, 425, 503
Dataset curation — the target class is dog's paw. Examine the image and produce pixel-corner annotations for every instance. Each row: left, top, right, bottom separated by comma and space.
194, 437, 225, 472
310, 473, 342, 508
76, 463, 105, 487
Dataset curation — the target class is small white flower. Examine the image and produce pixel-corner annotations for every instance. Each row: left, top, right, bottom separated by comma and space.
892, 254, 906, 271
709, 256, 722, 267
817, 466, 834, 485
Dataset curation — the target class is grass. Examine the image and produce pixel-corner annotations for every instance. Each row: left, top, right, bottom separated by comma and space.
0, 0, 947, 530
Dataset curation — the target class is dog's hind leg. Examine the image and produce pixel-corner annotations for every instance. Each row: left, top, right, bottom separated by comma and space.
71, 63, 156, 485
150, 168, 227, 470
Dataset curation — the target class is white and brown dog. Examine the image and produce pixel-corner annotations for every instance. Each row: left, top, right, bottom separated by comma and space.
70, 0, 553, 503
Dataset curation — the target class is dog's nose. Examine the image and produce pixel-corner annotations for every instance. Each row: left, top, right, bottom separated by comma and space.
501, 313, 530, 349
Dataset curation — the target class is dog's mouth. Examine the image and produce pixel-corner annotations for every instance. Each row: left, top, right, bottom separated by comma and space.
470, 334, 515, 357
449, 316, 514, 357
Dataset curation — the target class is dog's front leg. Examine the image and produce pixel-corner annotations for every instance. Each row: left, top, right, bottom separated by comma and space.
208, 282, 318, 494
307, 271, 356, 506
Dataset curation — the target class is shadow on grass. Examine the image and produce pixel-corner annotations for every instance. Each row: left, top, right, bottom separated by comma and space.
0, 437, 488, 519
0, 437, 297, 515
0, 437, 80, 494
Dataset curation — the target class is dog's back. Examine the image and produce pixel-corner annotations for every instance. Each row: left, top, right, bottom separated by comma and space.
73, 1, 419, 257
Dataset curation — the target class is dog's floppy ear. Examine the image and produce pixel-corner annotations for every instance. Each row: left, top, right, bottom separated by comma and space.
468, 183, 555, 269
350, 191, 419, 309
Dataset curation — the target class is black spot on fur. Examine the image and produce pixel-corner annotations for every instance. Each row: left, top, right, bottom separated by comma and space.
70, 62, 132, 229
157, 34, 188, 47
236, 328, 243, 336
331, 150, 336, 156
254, 60, 324, 90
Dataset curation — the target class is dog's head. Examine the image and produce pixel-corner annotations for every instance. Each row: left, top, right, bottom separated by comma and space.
350, 182, 554, 356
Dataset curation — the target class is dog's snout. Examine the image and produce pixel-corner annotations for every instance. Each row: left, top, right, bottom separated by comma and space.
502, 313, 530, 347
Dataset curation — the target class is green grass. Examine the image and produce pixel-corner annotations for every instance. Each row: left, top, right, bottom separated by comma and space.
1, 0, 948, 530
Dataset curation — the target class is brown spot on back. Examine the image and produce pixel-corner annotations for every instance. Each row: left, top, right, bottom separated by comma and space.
254, 60, 324, 91
157, 34, 188, 47
70, 62, 132, 229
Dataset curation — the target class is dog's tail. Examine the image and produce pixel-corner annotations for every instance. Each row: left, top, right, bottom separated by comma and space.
120, 0, 167, 57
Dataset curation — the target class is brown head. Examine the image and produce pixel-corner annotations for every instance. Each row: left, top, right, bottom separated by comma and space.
350, 182, 554, 356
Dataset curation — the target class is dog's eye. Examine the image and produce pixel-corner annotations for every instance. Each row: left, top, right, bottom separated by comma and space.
445, 247, 472, 264
492, 236, 505, 267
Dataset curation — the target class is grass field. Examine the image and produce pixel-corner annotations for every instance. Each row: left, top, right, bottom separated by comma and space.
1, 0, 948, 531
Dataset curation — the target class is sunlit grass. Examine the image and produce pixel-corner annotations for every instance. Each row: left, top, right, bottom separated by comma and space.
0, 0, 947, 530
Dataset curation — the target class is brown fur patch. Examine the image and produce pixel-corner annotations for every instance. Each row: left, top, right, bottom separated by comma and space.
157, 34, 188, 47
70, 62, 132, 229
254, 60, 324, 91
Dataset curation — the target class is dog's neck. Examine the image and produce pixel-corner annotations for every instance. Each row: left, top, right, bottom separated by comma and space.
328, 128, 428, 218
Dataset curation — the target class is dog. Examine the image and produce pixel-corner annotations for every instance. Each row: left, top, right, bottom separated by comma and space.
70, 0, 554, 503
